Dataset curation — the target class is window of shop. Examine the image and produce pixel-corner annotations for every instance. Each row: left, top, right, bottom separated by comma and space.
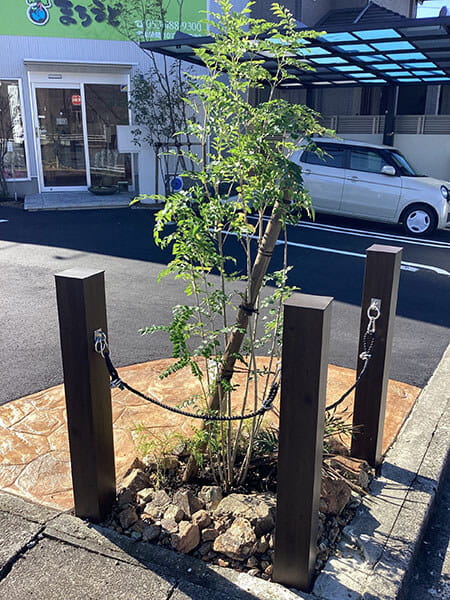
84, 84, 131, 187
0, 80, 28, 180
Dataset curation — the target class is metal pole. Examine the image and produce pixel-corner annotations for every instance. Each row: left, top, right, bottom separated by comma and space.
383, 84, 397, 146
351, 244, 403, 467
273, 293, 333, 591
55, 268, 116, 522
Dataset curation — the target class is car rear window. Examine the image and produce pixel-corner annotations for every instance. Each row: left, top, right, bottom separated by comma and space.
301, 144, 345, 168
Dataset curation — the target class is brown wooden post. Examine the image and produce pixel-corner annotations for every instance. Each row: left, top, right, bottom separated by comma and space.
351, 244, 403, 467
55, 268, 116, 522
273, 293, 333, 591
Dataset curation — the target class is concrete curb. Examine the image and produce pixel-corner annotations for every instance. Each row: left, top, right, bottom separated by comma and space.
312, 343, 450, 600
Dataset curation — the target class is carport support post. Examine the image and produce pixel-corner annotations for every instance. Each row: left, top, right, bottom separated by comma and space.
351, 245, 403, 467
273, 294, 333, 591
55, 268, 116, 522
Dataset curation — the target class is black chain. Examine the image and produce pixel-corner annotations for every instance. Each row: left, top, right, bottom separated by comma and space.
95, 331, 278, 422
325, 330, 375, 413
95, 304, 377, 421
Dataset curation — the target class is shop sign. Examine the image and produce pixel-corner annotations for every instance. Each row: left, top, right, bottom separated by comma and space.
71, 94, 81, 106
1, 1, 206, 40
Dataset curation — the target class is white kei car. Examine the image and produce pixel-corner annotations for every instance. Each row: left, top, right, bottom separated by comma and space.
291, 138, 450, 235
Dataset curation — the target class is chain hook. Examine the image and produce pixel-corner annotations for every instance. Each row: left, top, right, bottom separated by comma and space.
366, 298, 381, 334
94, 329, 108, 357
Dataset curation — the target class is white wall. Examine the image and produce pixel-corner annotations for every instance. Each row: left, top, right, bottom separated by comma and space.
394, 135, 450, 180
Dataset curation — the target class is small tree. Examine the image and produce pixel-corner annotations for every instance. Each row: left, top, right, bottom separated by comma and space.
139, 0, 331, 489
114, 0, 197, 187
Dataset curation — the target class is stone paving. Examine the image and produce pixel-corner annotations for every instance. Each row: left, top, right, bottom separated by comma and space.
0, 359, 419, 512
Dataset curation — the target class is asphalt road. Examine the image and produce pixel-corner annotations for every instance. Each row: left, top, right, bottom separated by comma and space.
1, 204, 449, 406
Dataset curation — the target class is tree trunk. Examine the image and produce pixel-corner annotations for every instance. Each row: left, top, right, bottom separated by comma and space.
182, 194, 288, 481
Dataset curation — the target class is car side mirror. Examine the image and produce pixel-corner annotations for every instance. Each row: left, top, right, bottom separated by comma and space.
381, 165, 396, 176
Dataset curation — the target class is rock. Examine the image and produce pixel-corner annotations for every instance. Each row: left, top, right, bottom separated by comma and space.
152, 490, 171, 507
173, 490, 204, 517
142, 504, 163, 520
213, 517, 257, 560
142, 455, 158, 471
255, 537, 269, 554
199, 486, 223, 510
171, 522, 200, 554
320, 477, 352, 516
326, 436, 350, 456
246, 556, 259, 568
131, 520, 146, 534
214, 493, 276, 536
160, 517, 179, 534
119, 506, 138, 529
163, 504, 185, 523
328, 455, 372, 489
198, 541, 213, 556
125, 457, 147, 473
120, 469, 151, 493
264, 564, 273, 576
160, 456, 180, 470
248, 568, 260, 577
217, 558, 230, 568
142, 524, 161, 542
117, 488, 135, 508
171, 440, 188, 457
192, 509, 211, 530
202, 551, 217, 562
202, 528, 220, 542
136, 488, 154, 504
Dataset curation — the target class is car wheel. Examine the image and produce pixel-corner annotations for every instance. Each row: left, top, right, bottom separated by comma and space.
401, 204, 437, 236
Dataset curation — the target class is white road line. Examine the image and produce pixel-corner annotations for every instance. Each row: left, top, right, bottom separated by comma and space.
296, 220, 450, 249
218, 230, 449, 277
248, 215, 450, 249
276, 239, 450, 277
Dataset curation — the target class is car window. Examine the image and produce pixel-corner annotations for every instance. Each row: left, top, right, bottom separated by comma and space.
301, 144, 345, 168
386, 150, 423, 176
349, 148, 387, 174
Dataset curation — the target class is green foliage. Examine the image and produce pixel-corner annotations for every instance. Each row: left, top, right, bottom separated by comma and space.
138, 0, 333, 489
134, 426, 184, 488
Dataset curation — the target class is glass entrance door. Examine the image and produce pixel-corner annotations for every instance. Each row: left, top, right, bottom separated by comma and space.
35, 87, 87, 189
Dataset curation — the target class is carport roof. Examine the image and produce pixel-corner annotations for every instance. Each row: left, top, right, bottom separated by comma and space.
140, 15, 450, 88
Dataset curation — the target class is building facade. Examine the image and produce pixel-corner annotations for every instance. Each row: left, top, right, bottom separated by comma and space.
2, 0, 449, 201
0, 0, 208, 199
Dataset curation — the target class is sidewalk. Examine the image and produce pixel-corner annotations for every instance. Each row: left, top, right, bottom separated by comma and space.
0, 348, 448, 599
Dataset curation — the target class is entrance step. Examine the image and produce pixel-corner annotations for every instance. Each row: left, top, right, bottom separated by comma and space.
24, 192, 132, 211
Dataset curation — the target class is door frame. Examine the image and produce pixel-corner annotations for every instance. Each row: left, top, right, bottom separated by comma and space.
31, 81, 91, 192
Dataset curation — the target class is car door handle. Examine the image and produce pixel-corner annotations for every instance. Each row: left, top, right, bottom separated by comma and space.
303, 169, 311, 175
350, 176, 359, 181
